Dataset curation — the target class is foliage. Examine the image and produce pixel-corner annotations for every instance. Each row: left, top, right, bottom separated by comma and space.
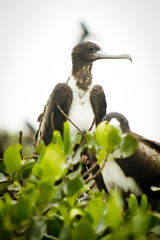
0, 122, 159, 240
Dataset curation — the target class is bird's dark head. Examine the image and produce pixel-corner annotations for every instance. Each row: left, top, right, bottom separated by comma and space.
103, 112, 130, 133
72, 41, 101, 65
72, 41, 132, 75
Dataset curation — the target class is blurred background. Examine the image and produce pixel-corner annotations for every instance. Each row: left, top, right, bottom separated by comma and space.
0, 0, 160, 154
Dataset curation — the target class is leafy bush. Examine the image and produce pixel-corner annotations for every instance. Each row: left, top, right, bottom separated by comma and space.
0, 122, 160, 240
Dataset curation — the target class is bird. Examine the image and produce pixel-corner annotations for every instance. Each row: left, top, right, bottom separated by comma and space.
36, 42, 131, 145
102, 112, 160, 206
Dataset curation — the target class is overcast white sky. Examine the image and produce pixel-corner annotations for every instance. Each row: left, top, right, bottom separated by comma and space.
0, 0, 160, 141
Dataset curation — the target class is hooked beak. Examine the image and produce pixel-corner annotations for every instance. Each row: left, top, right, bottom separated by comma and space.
94, 50, 132, 62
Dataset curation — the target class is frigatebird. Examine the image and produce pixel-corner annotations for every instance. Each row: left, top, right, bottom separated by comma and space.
36, 42, 131, 145
102, 112, 160, 204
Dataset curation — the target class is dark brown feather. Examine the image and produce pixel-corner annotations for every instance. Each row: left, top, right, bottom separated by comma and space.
36, 83, 73, 145
90, 85, 107, 125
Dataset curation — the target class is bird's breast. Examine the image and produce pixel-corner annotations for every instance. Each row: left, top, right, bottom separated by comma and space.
68, 77, 95, 136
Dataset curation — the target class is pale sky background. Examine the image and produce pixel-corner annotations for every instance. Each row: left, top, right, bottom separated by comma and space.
0, 0, 160, 141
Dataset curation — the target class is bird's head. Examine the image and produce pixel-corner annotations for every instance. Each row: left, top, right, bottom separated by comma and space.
103, 112, 130, 133
72, 41, 132, 71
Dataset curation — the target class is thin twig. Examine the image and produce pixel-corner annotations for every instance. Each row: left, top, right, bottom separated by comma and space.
89, 180, 96, 190
88, 117, 95, 131
72, 134, 86, 159
23, 155, 38, 160
79, 180, 96, 199
85, 158, 107, 184
15, 225, 29, 236
82, 161, 98, 179
19, 131, 23, 159
71, 117, 95, 160
57, 105, 85, 137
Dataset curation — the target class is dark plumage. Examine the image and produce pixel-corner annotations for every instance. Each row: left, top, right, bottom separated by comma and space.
36, 84, 73, 145
103, 112, 160, 205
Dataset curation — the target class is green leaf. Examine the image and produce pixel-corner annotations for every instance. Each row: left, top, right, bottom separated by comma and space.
59, 224, 70, 240
140, 194, 148, 210
87, 197, 104, 228
53, 130, 63, 149
118, 134, 138, 158
96, 149, 106, 163
7, 182, 21, 191
37, 181, 55, 207
14, 143, 22, 151
151, 225, 160, 235
29, 216, 46, 240
68, 166, 82, 180
3, 144, 21, 174
63, 175, 83, 196
36, 140, 45, 155
104, 191, 123, 230
12, 197, 32, 224
84, 132, 99, 151
70, 150, 82, 165
132, 210, 151, 235
71, 220, 96, 240
69, 207, 85, 221
0, 173, 7, 183
95, 121, 122, 155
20, 159, 35, 179
70, 134, 82, 146
33, 143, 66, 184
46, 219, 62, 238
63, 122, 70, 155
128, 194, 139, 215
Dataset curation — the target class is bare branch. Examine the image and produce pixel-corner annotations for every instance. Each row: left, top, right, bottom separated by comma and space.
88, 117, 95, 131
85, 158, 107, 184
57, 105, 85, 137
19, 131, 23, 159
82, 161, 98, 179
23, 154, 38, 160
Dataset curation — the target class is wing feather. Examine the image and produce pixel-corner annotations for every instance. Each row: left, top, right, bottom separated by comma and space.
36, 83, 73, 145
90, 85, 107, 125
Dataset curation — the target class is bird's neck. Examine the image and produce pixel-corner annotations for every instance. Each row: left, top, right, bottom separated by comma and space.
72, 63, 93, 91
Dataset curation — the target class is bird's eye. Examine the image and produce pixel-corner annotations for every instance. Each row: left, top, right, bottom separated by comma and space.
89, 47, 95, 52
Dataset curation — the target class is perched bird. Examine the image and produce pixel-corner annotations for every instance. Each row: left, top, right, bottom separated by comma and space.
36, 42, 131, 145
102, 112, 160, 205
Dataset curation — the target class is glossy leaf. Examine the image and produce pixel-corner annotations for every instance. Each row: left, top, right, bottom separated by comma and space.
118, 134, 138, 158
3, 144, 22, 174
0, 173, 7, 183
96, 149, 106, 163
33, 143, 66, 183
63, 122, 70, 155
87, 197, 104, 228
29, 216, 46, 240
128, 194, 139, 215
53, 130, 63, 149
96, 121, 122, 154
69, 207, 85, 221
63, 175, 83, 196
140, 194, 148, 210
104, 191, 123, 230
71, 220, 96, 240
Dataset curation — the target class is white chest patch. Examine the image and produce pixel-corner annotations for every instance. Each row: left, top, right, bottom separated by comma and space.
102, 160, 142, 196
67, 75, 96, 136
